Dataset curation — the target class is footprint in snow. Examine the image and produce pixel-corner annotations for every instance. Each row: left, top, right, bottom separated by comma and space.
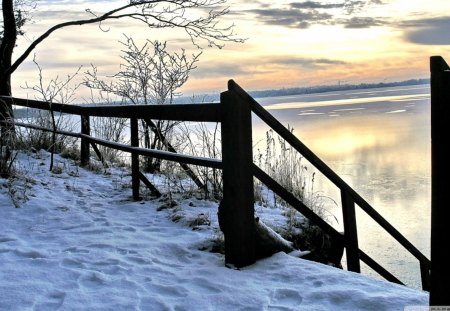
189, 277, 222, 294
13, 249, 47, 259
60, 258, 86, 269
123, 226, 137, 232
147, 283, 188, 298
75, 200, 86, 207
32, 291, 66, 311
63, 246, 90, 254
268, 288, 303, 310
78, 272, 106, 290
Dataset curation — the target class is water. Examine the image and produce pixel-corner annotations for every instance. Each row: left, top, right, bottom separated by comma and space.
253, 84, 431, 290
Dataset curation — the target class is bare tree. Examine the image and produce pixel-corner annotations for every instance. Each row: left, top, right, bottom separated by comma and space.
1, 0, 240, 94
84, 36, 201, 172
22, 56, 81, 171
1, 0, 242, 129
0, 0, 36, 174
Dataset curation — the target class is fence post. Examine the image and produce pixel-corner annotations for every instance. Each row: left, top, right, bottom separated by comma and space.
130, 118, 140, 200
430, 56, 450, 305
341, 190, 361, 272
220, 89, 255, 268
80, 114, 90, 166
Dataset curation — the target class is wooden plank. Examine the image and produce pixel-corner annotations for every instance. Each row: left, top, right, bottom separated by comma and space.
359, 250, 404, 285
89, 142, 107, 167
3, 95, 222, 122
420, 259, 431, 292
9, 121, 82, 138
1, 96, 83, 115
430, 56, 450, 302
220, 90, 255, 268
81, 135, 223, 169
82, 103, 221, 122
138, 171, 162, 198
130, 118, 140, 200
80, 114, 90, 166
341, 191, 360, 273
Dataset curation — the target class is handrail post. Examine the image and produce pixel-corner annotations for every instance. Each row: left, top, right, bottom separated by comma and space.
80, 114, 90, 166
430, 56, 450, 303
130, 118, 140, 201
341, 190, 361, 272
220, 89, 255, 268
420, 260, 430, 291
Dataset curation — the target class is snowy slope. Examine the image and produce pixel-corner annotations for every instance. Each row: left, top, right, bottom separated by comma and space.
0, 151, 428, 310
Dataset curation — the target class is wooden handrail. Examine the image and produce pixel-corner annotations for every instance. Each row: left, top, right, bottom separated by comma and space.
1, 96, 84, 115
7, 120, 82, 138
228, 79, 430, 289
82, 134, 223, 169
2, 96, 221, 122
359, 250, 404, 285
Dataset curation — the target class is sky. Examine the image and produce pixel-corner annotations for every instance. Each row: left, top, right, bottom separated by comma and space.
10, 0, 450, 99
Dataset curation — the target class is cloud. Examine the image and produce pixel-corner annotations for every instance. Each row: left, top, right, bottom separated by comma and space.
248, 7, 333, 29
290, 1, 343, 10
194, 62, 247, 78
402, 17, 450, 45
190, 54, 347, 80
343, 16, 385, 28
289, 0, 381, 13
276, 57, 347, 68
342, 1, 367, 14
34, 9, 92, 21
193, 56, 347, 79
249, 1, 387, 29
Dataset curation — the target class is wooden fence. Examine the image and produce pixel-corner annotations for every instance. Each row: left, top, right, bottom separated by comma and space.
0, 76, 436, 293
430, 56, 450, 305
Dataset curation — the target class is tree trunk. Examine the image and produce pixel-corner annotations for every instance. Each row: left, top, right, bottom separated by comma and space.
0, 0, 17, 176
1, 0, 17, 119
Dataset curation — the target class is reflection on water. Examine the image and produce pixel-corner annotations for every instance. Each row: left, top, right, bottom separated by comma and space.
265, 93, 429, 111
253, 84, 431, 289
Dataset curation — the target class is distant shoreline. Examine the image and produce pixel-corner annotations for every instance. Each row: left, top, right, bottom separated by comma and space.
248, 78, 429, 99
177, 78, 429, 103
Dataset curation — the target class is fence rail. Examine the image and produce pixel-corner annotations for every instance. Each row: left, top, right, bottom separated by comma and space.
1, 72, 436, 293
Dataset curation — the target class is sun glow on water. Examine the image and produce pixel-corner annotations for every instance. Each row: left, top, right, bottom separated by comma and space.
265, 93, 430, 110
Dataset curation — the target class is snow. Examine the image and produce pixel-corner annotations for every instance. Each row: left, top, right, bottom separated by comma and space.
1, 151, 429, 310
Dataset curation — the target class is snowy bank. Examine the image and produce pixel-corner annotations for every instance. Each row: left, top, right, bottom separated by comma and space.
1, 151, 428, 310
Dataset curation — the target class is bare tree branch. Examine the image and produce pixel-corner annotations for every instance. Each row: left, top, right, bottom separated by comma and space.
6, 0, 243, 77
84, 35, 201, 172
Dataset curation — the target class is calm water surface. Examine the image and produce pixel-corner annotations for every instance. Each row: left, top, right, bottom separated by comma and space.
254, 85, 431, 289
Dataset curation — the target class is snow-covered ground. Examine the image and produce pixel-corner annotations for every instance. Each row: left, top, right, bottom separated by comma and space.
1, 151, 428, 310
